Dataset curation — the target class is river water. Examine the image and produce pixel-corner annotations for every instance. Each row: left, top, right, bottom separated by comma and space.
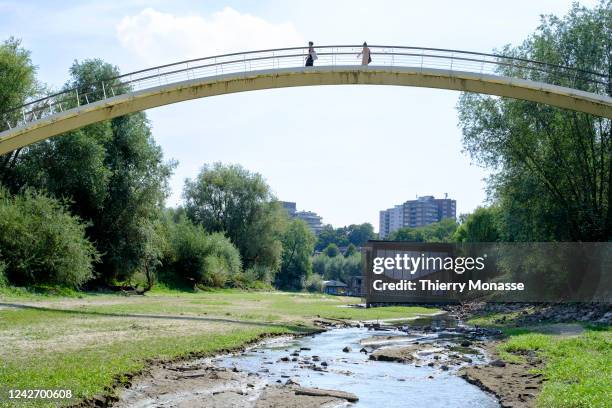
215, 325, 500, 407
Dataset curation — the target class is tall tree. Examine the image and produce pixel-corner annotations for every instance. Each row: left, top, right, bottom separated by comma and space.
276, 219, 316, 290
454, 207, 501, 243
458, 1, 611, 241
314, 223, 375, 251
315, 225, 349, 251
347, 223, 376, 246
3, 59, 174, 283
184, 163, 285, 271
0, 37, 39, 182
389, 218, 457, 242
388, 227, 425, 242
0, 37, 37, 124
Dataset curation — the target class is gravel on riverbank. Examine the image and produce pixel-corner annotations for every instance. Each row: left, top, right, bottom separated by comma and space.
443, 302, 612, 325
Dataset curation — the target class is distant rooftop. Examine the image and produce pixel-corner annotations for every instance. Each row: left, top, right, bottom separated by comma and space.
323, 280, 347, 287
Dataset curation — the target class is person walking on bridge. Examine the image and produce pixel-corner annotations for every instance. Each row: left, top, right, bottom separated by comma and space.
305, 41, 317, 67
357, 42, 371, 66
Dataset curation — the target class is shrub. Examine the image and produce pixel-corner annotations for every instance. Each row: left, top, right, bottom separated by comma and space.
169, 217, 242, 287
311, 252, 362, 284
345, 243, 357, 257
323, 243, 340, 257
0, 188, 99, 288
243, 264, 275, 285
0, 260, 7, 287
230, 265, 276, 290
304, 273, 324, 292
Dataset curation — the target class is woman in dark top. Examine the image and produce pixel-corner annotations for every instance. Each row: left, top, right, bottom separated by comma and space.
305, 41, 316, 67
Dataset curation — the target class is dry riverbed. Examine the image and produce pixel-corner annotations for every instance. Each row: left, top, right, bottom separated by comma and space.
0, 291, 441, 408
109, 309, 585, 408
109, 316, 508, 408
5, 293, 605, 407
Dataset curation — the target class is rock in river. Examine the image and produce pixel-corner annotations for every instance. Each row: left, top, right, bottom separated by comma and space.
369, 345, 419, 362
490, 359, 506, 368
294, 387, 359, 402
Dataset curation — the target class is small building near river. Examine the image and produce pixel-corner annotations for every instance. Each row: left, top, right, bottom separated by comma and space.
323, 280, 347, 295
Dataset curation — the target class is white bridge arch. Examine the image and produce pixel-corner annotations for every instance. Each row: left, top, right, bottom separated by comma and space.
1, 45, 610, 155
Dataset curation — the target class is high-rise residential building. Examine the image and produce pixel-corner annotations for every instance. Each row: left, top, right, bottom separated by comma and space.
279, 201, 324, 235
379, 204, 404, 240
280, 201, 296, 216
379, 195, 456, 239
294, 211, 324, 235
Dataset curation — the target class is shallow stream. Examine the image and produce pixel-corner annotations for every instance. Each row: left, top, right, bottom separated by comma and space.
212, 317, 500, 407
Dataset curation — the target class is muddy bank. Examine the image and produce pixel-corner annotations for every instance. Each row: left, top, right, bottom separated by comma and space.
112, 362, 357, 408
71, 330, 324, 408
459, 341, 544, 408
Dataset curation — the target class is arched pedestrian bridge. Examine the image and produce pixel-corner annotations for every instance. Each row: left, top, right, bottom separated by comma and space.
1, 45, 611, 155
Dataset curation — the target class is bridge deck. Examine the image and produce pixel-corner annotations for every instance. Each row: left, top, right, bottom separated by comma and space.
1, 46, 610, 155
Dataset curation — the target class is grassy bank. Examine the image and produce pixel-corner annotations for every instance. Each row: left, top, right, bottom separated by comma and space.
468, 314, 611, 408
0, 289, 438, 407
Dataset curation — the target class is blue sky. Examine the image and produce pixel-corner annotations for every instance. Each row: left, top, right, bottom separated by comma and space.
0, 0, 599, 229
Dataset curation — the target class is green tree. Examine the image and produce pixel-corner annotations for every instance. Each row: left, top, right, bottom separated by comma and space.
0, 37, 39, 181
454, 207, 501, 242
312, 253, 327, 275
315, 225, 349, 251
135, 219, 168, 291
323, 243, 340, 257
389, 218, 457, 242
184, 163, 285, 271
276, 219, 316, 290
421, 218, 458, 242
389, 227, 424, 242
314, 223, 375, 251
0, 37, 37, 124
3, 59, 174, 283
312, 251, 362, 283
346, 223, 376, 246
345, 243, 357, 257
458, 1, 611, 241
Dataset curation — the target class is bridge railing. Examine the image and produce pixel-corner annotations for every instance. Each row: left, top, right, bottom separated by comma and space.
1, 45, 608, 133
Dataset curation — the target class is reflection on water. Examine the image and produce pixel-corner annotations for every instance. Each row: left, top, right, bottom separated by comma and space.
381, 313, 460, 329
216, 327, 499, 407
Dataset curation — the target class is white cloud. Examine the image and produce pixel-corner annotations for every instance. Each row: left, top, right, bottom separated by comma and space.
116, 7, 304, 65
